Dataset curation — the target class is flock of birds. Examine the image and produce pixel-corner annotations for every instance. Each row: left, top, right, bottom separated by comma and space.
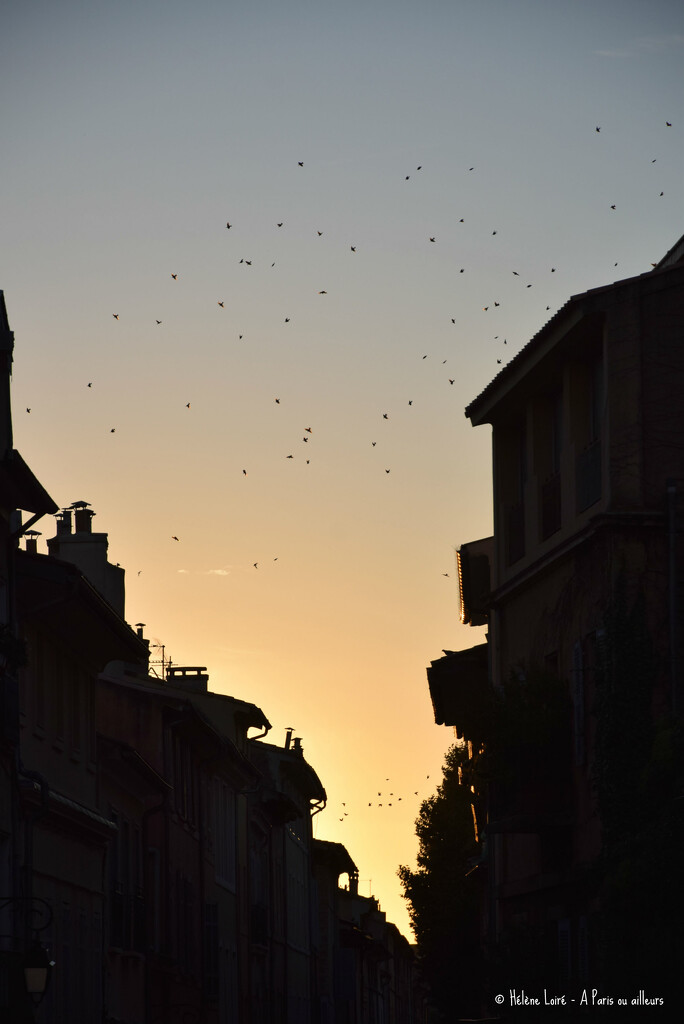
335, 773, 433, 822
30, 122, 671, 579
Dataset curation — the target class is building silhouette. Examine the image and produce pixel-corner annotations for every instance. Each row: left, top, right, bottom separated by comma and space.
0, 290, 426, 1022
426, 234, 684, 1009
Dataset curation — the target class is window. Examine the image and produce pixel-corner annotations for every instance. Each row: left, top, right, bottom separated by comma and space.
214, 780, 236, 889
576, 353, 603, 511
504, 421, 527, 564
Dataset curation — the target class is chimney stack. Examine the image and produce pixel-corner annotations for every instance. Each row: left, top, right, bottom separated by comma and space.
47, 503, 125, 617
165, 666, 209, 693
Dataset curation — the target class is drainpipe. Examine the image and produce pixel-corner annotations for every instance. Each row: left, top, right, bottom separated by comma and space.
142, 793, 167, 1024
668, 482, 679, 715
16, 763, 50, 947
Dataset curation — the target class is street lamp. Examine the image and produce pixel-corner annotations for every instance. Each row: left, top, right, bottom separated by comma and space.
23, 942, 53, 1006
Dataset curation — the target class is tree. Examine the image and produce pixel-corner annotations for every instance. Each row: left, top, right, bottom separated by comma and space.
398, 742, 485, 1020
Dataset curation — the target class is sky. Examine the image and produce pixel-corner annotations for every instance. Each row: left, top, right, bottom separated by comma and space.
1, 0, 682, 938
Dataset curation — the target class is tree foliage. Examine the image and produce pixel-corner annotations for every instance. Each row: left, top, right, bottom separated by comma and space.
398, 742, 485, 1019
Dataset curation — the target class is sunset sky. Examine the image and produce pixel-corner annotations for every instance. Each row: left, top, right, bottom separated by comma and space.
2, 0, 682, 937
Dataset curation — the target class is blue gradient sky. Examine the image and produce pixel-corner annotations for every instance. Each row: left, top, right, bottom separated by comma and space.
2, 0, 682, 936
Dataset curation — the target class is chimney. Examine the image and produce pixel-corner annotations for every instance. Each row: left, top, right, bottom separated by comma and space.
74, 505, 95, 533
47, 504, 125, 618
284, 727, 293, 750
292, 736, 303, 755
165, 666, 209, 693
24, 529, 40, 554
55, 509, 72, 535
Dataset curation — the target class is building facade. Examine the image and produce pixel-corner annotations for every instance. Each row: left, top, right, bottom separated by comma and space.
427, 237, 684, 1008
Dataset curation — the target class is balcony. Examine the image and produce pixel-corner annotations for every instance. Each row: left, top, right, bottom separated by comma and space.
576, 439, 601, 512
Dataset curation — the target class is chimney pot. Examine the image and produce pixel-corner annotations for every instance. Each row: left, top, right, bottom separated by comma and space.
74, 507, 95, 533
56, 510, 72, 535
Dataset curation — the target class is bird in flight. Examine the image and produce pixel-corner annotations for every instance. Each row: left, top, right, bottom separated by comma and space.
429, 237, 436, 243
226, 222, 231, 229
243, 469, 247, 476
275, 398, 280, 404
156, 320, 162, 325
595, 126, 601, 133
318, 290, 327, 294
186, 403, 190, 409
218, 301, 224, 307
110, 428, 116, 433
171, 273, 178, 280
253, 563, 258, 569
298, 161, 304, 166
277, 222, 283, 227
172, 536, 179, 541
383, 413, 388, 419
284, 317, 290, 323
87, 382, 93, 387
26, 407, 31, 413
112, 314, 119, 320
350, 246, 356, 252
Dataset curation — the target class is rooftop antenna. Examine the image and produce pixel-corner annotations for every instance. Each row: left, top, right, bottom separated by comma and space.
149, 640, 168, 680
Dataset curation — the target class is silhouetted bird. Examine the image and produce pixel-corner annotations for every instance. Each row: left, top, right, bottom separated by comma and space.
383, 413, 388, 419
171, 273, 178, 280
298, 161, 304, 166
172, 536, 179, 541
112, 314, 119, 319
429, 237, 436, 243
218, 301, 224, 307
156, 320, 162, 324
226, 222, 231, 228
351, 246, 356, 252
87, 382, 92, 387
26, 408, 30, 413
596, 126, 601, 132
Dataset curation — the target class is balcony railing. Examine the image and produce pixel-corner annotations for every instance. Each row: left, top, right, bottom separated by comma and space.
505, 502, 525, 565
540, 472, 561, 539
576, 440, 601, 512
